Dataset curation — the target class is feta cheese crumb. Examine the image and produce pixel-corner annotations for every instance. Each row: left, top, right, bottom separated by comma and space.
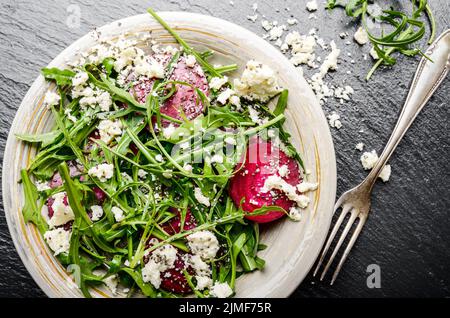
187, 230, 219, 260
247, 14, 258, 22
103, 275, 118, 294
44, 228, 71, 256
217, 88, 236, 105
163, 124, 176, 139
306, 0, 318, 12
328, 113, 342, 129
224, 136, 236, 145
289, 206, 302, 221
88, 163, 114, 182
36, 180, 51, 192
278, 165, 289, 177
98, 119, 122, 144
142, 244, 178, 289
72, 71, 89, 87
355, 142, 365, 151
47, 192, 74, 228
354, 27, 369, 45
261, 175, 311, 208
195, 276, 213, 291
379, 164, 391, 182
194, 188, 211, 207
185, 54, 196, 67
111, 206, 125, 222
297, 182, 318, 193
209, 76, 228, 90
137, 169, 148, 179
44, 91, 60, 108
90, 205, 104, 221
210, 282, 233, 298
360, 150, 379, 170
234, 60, 282, 102
360, 150, 392, 182
370, 47, 379, 60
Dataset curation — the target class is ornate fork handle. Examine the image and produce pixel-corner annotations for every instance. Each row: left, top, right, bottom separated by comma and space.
364, 30, 450, 191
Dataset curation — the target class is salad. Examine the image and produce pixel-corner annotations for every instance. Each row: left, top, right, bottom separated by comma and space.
17, 8, 318, 298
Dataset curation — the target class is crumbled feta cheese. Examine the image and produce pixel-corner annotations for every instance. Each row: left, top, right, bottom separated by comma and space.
247, 14, 258, 22
355, 142, 365, 151
103, 275, 118, 294
354, 27, 369, 45
328, 113, 342, 129
188, 254, 212, 277
155, 154, 164, 162
306, 0, 318, 12
268, 25, 286, 41
137, 169, 148, 179
287, 18, 298, 25
194, 188, 211, 207
185, 54, 197, 67
379, 164, 391, 182
289, 206, 302, 221
162, 170, 173, 179
360, 150, 378, 170
209, 76, 228, 90
187, 230, 219, 260
318, 40, 340, 77
48, 192, 75, 228
252, 2, 258, 11
88, 163, 114, 182
217, 88, 236, 105
90, 205, 104, 221
64, 108, 77, 123
278, 165, 289, 177
142, 244, 178, 289
261, 20, 273, 31
210, 282, 233, 298
360, 150, 392, 182
163, 124, 176, 139
183, 163, 193, 172
229, 95, 241, 107
98, 119, 122, 144
44, 91, 60, 107
44, 228, 71, 256
195, 276, 213, 291
72, 71, 89, 87
297, 182, 318, 193
334, 85, 354, 101
370, 47, 379, 60
111, 206, 125, 222
261, 175, 311, 208
35, 180, 50, 192
234, 60, 282, 102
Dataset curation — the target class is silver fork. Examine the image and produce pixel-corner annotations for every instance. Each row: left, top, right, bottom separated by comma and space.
313, 29, 450, 285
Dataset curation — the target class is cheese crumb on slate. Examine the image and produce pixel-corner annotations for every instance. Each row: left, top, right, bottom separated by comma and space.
306, 0, 318, 12
354, 26, 369, 45
355, 142, 365, 151
328, 113, 342, 129
360, 150, 392, 182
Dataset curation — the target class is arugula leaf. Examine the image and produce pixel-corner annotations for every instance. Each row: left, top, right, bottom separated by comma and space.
41, 67, 75, 86
20, 169, 48, 234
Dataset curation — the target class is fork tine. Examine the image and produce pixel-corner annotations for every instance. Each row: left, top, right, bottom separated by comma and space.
319, 210, 358, 281
330, 214, 367, 285
313, 204, 352, 277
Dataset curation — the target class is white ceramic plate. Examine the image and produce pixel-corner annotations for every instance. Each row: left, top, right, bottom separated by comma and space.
2, 12, 336, 298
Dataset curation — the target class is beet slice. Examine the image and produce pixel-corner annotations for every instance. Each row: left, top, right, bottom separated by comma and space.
130, 54, 209, 128
159, 253, 194, 294
143, 209, 198, 294
229, 137, 302, 223
161, 208, 197, 235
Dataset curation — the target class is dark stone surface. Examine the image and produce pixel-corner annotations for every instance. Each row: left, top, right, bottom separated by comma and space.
0, 0, 449, 298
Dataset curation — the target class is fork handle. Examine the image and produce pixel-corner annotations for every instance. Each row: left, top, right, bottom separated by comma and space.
365, 29, 450, 189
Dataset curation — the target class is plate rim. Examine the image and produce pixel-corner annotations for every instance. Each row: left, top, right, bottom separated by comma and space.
2, 11, 336, 298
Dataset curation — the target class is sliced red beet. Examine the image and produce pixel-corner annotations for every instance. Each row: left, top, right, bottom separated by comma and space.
160, 56, 209, 127
161, 208, 197, 235
229, 137, 302, 223
92, 186, 107, 204
49, 161, 83, 189
143, 209, 198, 294
160, 253, 194, 294
130, 54, 209, 128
